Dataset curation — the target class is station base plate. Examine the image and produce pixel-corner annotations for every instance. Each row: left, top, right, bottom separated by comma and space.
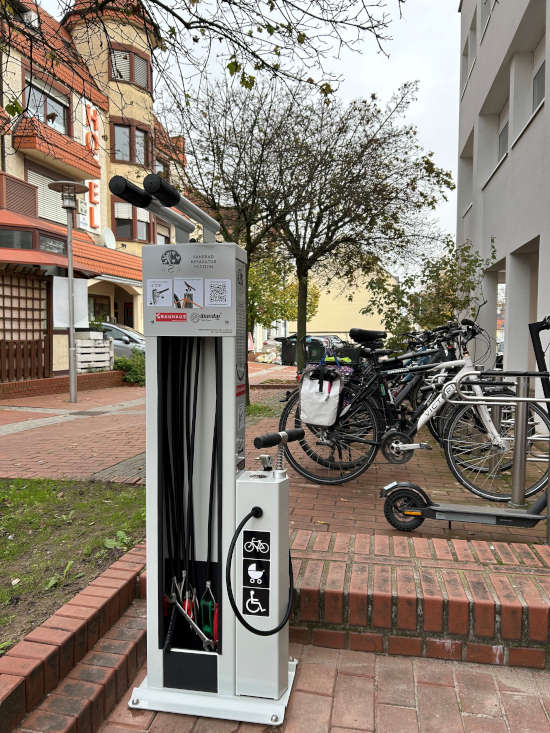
128, 658, 297, 727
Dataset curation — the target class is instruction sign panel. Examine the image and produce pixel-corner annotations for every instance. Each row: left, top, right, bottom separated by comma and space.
142, 243, 245, 336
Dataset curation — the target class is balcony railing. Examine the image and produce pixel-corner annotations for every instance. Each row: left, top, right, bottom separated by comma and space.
0, 171, 38, 218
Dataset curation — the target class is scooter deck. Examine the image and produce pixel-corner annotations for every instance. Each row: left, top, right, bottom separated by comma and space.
420, 503, 545, 528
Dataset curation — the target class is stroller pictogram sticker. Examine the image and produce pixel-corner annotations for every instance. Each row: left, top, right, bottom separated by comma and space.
243, 559, 270, 589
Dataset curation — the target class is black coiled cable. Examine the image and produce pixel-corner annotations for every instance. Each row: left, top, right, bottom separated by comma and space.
225, 507, 294, 637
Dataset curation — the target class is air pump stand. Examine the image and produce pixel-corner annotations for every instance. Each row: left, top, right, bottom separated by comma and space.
108, 174, 298, 727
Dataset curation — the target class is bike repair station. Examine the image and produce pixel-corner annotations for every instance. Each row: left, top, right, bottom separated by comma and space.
108, 174, 301, 726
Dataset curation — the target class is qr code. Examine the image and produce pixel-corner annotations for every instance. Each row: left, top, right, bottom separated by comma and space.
206, 279, 231, 307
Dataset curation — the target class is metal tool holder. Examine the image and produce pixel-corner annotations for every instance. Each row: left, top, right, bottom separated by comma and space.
450, 370, 550, 543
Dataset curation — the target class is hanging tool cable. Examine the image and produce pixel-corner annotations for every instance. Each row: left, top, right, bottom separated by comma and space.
201, 340, 219, 645
163, 337, 188, 652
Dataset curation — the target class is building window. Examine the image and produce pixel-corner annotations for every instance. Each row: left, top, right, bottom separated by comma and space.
136, 207, 150, 241
112, 123, 149, 165
114, 202, 133, 239
156, 220, 170, 244
110, 50, 131, 82
135, 129, 146, 165
498, 122, 508, 162
25, 80, 68, 135
109, 48, 151, 91
154, 158, 170, 180
0, 229, 33, 249
114, 125, 131, 161
26, 167, 67, 224
533, 61, 545, 111
134, 54, 149, 89
88, 294, 110, 321
39, 234, 66, 255
113, 200, 152, 242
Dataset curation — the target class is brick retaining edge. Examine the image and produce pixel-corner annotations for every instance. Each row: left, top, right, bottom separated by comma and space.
6, 537, 550, 730
0, 371, 125, 397
0, 545, 146, 731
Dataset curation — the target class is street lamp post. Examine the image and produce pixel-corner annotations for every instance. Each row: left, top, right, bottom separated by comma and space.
48, 180, 88, 403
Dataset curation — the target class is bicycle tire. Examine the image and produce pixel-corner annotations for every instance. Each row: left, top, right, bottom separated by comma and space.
444, 399, 550, 501
279, 388, 382, 485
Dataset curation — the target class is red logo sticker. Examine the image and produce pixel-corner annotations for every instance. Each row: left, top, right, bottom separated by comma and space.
155, 312, 188, 322
236, 383, 246, 397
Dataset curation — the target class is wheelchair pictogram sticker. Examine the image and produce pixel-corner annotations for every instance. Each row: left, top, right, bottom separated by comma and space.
242, 587, 270, 617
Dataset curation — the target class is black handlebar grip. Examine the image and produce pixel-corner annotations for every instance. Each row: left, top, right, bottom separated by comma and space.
254, 429, 305, 448
143, 174, 181, 207
461, 318, 475, 327
285, 428, 305, 442
109, 176, 152, 209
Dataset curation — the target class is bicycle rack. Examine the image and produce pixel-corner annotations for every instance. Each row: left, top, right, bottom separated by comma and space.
448, 370, 550, 543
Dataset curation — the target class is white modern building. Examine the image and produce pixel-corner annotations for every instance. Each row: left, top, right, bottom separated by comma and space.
457, 0, 548, 369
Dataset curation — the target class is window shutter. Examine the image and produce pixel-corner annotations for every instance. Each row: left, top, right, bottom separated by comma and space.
111, 50, 131, 81
136, 207, 150, 222
114, 202, 132, 219
134, 55, 148, 88
156, 220, 170, 237
27, 169, 66, 224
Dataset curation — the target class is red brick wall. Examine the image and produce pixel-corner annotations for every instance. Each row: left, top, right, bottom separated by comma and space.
0, 371, 125, 397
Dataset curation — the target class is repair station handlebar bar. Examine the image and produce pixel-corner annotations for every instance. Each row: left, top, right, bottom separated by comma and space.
254, 429, 305, 449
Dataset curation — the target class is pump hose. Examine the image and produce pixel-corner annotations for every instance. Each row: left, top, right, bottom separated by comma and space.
225, 507, 294, 637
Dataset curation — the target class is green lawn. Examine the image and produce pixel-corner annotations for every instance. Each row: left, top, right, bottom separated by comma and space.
0, 478, 145, 654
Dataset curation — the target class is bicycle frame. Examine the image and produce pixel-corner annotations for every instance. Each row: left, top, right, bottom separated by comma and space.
414, 355, 506, 449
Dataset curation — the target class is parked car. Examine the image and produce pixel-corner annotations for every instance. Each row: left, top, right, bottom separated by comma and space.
101, 322, 145, 358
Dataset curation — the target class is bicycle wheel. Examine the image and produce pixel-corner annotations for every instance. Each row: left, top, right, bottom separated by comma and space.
279, 387, 382, 484
444, 399, 550, 501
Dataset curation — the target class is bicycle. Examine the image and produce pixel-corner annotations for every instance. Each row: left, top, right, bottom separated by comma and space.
280, 320, 550, 501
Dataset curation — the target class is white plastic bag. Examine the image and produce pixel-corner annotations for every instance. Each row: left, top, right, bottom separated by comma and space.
300, 365, 342, 426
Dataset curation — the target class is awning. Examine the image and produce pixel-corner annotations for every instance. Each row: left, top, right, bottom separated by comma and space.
0, 247, 68, 268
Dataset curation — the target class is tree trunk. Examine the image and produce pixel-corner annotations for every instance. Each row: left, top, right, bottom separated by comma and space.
296, 270, 308, 372
245, 258, 251, 406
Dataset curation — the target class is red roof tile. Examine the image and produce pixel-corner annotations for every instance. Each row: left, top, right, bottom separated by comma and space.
62, 0, 161, 45
73, 239, 142, 281
7, 4, 109, 110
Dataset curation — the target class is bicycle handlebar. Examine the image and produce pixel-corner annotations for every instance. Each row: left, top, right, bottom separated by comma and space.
254, 429, 305, 449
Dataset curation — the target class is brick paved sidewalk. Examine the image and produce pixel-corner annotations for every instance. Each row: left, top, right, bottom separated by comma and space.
98, 647, 550, 732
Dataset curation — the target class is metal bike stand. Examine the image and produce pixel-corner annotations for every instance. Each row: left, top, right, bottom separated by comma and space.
451, 370, 550, 525
510, 376, 529, 508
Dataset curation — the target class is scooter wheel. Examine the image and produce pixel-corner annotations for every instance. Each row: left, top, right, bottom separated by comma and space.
384, 489, 426, 531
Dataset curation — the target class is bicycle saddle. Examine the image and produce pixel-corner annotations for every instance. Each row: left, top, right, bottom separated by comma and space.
349, 328, 387, 344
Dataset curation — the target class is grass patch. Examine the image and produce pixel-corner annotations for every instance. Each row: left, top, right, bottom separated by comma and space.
0, 478, 145, 653
246, 402, 278, 418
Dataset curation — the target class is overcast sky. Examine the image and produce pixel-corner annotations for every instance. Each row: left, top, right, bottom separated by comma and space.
329, 0, 461, 237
